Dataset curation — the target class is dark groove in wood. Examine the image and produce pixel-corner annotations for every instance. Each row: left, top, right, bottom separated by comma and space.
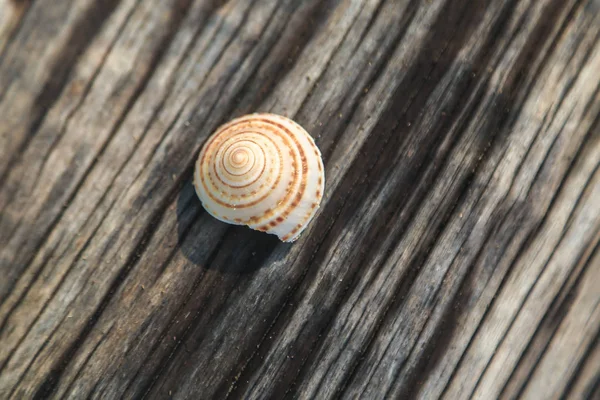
437, 110, 585, 399
136, 231, 256, 399
8, 310, 72, 398
333, 0, 518, 394
0, 0, 122, 189
507, 234, 600, 399
0, 0, 144, 309
400, 0, 588, 396
0, 201, 111, 376
561, 329, 600, 400
0, 6, 189, 380
3, 0, 183, 264
59, 324, 116, 399
316, 0, 421, 166
288, 54, 494, 400
465, 145, 598, 400
30, 192, 176, 399
0, 0, 32, 63
232, 0, 339, 116
435, 2, 589, 394
101, 186, 210, 396
14, 0, 200, 395
398, 220, 502, 399
0, 0, 33, 102
382, 69, 539, 400
0, 0, 142, 324
350, 0, 386, 56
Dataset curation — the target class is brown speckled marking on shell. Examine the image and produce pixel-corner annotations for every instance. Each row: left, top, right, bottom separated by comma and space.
194, 113, 325, 242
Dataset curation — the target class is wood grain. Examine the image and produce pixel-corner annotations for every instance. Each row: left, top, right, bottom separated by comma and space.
0, 0, 598, 398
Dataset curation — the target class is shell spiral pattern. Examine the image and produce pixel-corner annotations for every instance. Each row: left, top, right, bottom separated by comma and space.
193, 113, 325, 242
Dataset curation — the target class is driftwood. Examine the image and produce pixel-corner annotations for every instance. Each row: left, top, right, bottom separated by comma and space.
0, 0, 599, 398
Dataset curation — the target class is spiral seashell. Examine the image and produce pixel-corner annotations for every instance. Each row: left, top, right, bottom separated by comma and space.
193, 113, 325, 242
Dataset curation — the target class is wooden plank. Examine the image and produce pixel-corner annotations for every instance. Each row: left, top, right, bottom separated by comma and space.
513, 242, 600, 399
0, 0, 598, 398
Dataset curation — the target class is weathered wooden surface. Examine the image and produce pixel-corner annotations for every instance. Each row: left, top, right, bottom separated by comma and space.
0, 0, 599, 398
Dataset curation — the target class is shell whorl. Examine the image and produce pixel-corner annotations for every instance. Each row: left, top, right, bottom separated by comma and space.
193, 113, 325, 242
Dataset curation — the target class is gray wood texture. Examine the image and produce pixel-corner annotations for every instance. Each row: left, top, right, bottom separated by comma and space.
1, 0, 599, 398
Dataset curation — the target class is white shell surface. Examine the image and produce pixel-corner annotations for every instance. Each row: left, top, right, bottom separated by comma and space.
193, 113, 325, 242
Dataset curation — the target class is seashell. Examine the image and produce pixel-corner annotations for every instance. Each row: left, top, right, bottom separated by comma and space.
193, 113, 325, 242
